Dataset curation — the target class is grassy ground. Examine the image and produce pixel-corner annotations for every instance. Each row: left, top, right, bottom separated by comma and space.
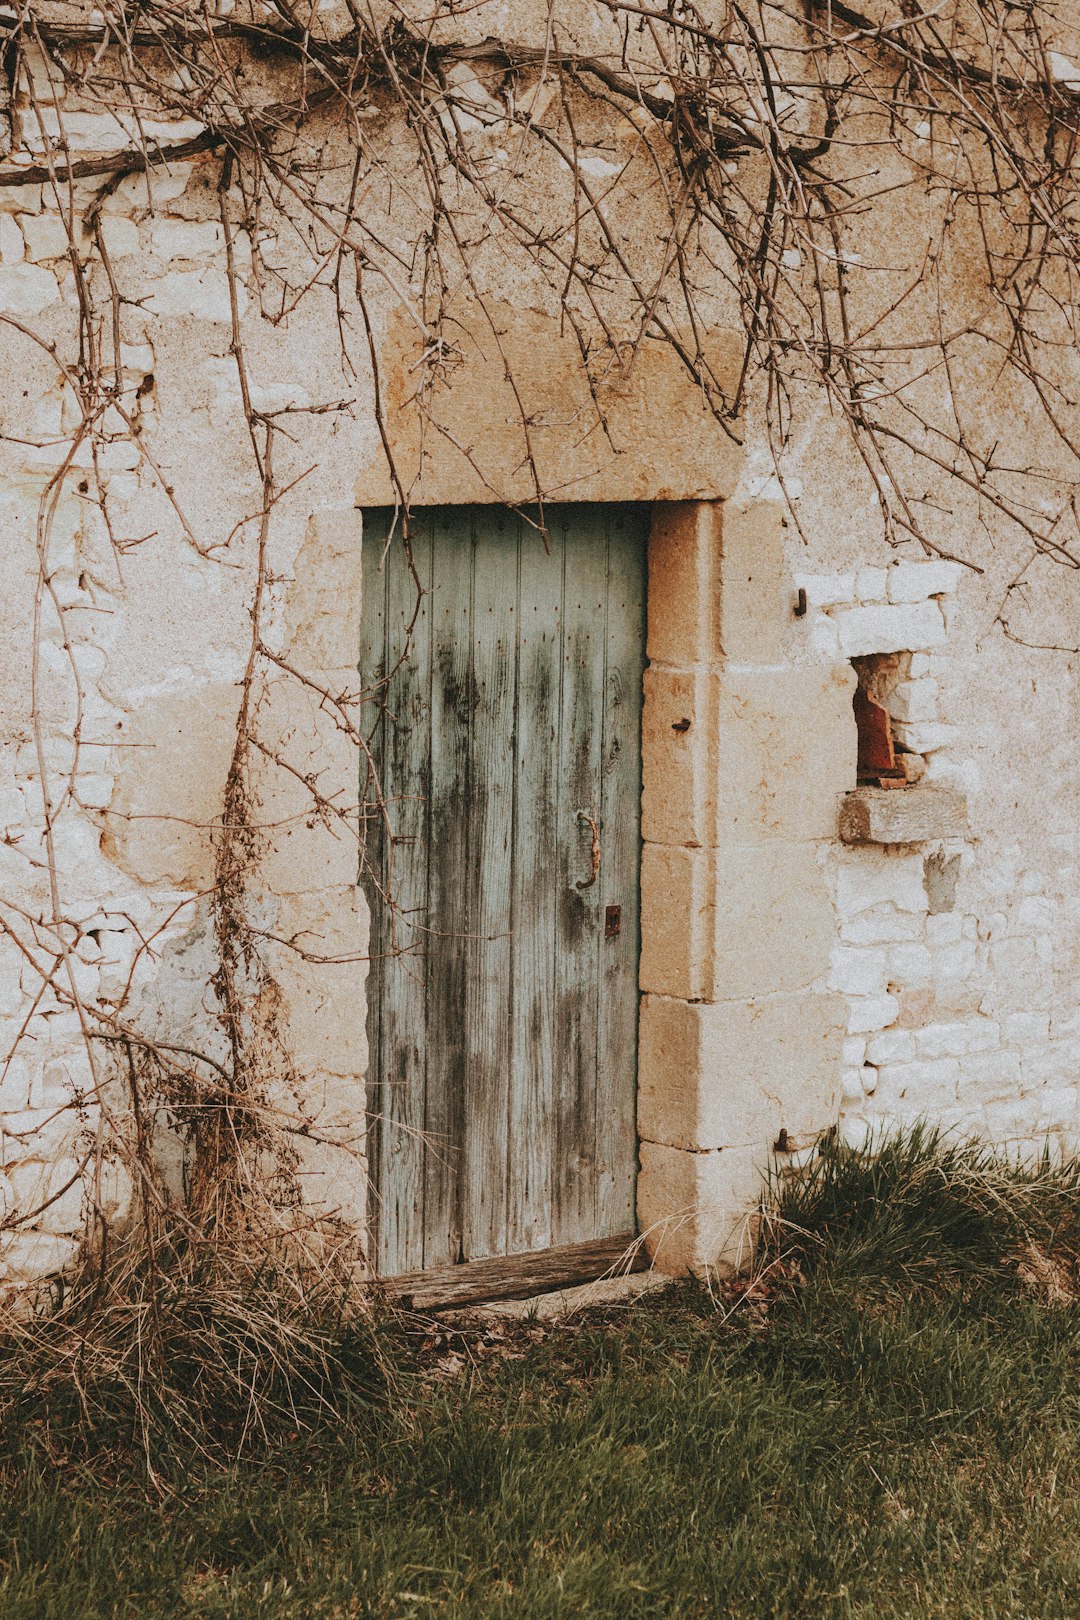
5, 1132, 1080, 1618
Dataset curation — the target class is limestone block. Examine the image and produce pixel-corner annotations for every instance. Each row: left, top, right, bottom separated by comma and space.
252, 673, 361, 897
895, 987, 940, 1027
282, 508, 363, 671
793, 572, 854, 609
1038, 1087, 1078, 1131
637, 989, 845, 1150
119, 341, 154, 376
841, 1068, 864, 1101
885, 678, 937, 723
152, 219, 225, 260
291, 1128, 368, 1229
0, 1057, 31, 1111
20, 213, 71, 261
639, 844, 713, 1000
1, 1106, 76, 1143
101, 1157, 135, 1223
808, 617, 841, 660
841, 907, 923, 945
956, 1049, 1022, 1094
887, 561, 964, 602
835, 851, 927, 914
266, 888, 368, 1081
709, 843, 835, 999
32, 1059, 80, 1110
144, 268, 245, 321
915, 1019, 999, 1059
855, 566, 888, 601
0, 952, 21, 1017
102, 680, 241, 888
712, 664, 857, 845
638, 1141, 763, 1275
847, 993, 900, 1033
25, 108, 132, 153
718, 499, 787, 665
829, 947, 888, 997
866, 1029, 916, 1064
647, 503, 720, 668
640, 666, 715, 847
839, 786, 968, 845
1004, 1011, 1050, 1045
0, 184, 43, 213
0, 1231, 79, 1286
891, 721, 955, 754
0, 262, 59, 315
887, 941, 933, 984
834, 602, 946, 657
354, 303, 743, 506
875, 1057, 960, 1109
98, 217, 139, 257
0, 214, 23, 264
7, 1156, 85, 1231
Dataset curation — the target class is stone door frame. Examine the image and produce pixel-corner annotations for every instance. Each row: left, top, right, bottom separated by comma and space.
265, 492, 855, 1280
634, 501, 854, 1274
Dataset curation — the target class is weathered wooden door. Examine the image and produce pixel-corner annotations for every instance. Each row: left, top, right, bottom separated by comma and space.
360, 504, 647, 1275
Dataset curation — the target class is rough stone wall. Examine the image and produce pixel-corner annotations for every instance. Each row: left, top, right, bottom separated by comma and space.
791, 562, 1080, 1155
0, 47, 372, 1296
1, 3, 1080, 1291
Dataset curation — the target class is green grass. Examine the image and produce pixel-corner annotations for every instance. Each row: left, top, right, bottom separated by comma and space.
5, 1129, 1080, 1618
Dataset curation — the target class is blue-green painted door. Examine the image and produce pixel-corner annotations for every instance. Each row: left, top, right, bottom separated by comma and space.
360, 505, 647, 1274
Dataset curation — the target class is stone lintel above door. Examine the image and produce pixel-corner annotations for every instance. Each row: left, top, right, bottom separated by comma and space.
353, 301, 744, 508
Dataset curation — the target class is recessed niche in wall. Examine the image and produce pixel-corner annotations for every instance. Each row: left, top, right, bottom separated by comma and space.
850, 652, 923, 787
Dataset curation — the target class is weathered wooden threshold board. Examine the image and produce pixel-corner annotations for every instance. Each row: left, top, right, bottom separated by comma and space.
381, 1233, 648, 1312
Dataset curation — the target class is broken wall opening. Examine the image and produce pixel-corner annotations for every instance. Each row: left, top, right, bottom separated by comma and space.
852, 653, 926, 787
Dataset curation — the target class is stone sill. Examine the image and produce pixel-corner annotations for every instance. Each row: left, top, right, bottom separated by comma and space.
839, 785, 968, 846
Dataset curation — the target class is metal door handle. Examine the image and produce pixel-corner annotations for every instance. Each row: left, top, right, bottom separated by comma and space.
576, 809, 601, 889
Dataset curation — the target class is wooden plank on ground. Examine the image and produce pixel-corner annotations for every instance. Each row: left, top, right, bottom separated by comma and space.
384, 1233, 648, 1312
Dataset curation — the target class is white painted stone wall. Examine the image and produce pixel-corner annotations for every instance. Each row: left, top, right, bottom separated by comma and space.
792, 537, 1080, 1161
0, 48, 373, 1298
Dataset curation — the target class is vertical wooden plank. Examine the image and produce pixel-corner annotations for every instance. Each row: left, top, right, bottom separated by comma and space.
552, 506, 608, 1247
506, 512, 563, 1253
361, 509, 432, 1274
423, 506, 473, 1267
358, 509, 387, 1268
461, 508, 516, 1260
595, 506, 648, 1235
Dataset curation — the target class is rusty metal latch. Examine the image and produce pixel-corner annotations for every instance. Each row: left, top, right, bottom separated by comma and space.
576, 808, 601, 889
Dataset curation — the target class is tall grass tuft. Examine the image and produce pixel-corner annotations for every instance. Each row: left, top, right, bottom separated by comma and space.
765, 1122, 1080, 1300
0, 1226, 389, 1485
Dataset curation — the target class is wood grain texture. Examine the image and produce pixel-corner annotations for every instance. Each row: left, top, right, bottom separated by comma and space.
360, 514, 432, 1274
361, 505, 648, 1276
386, 1233, 647, 1311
